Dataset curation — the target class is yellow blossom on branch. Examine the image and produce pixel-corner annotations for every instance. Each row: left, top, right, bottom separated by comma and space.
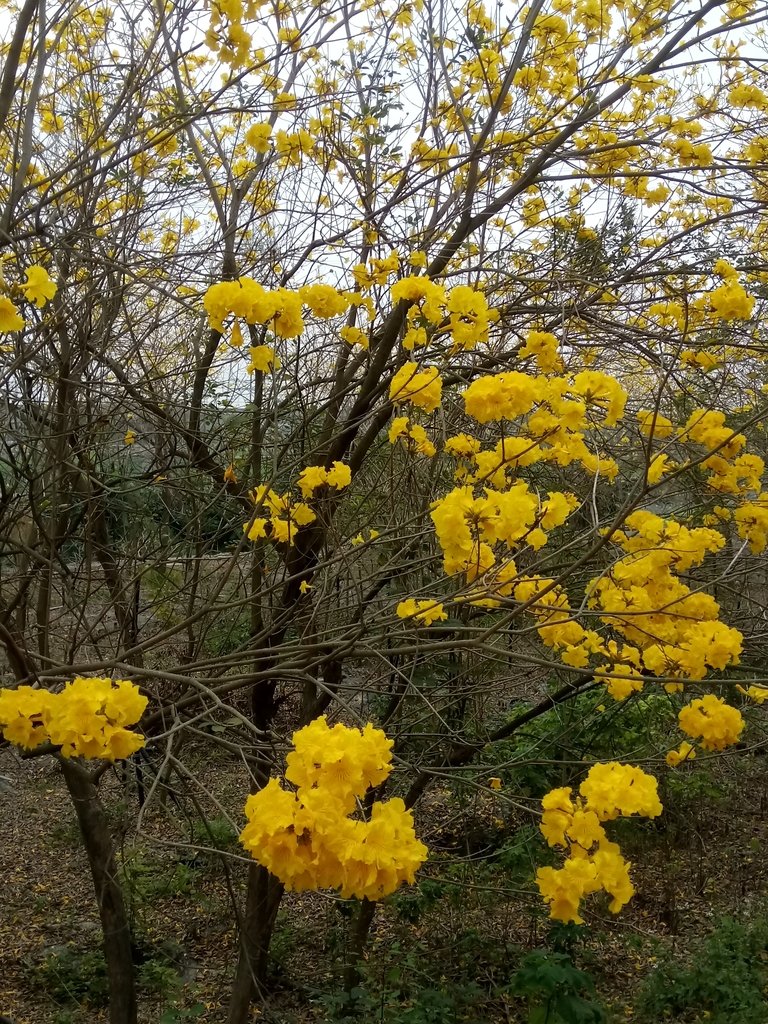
678, 694, 744, 751
239, 717, 427, 900
0, 296, 24, 332
396, 598, 447, 625
19, 265, 57, 308
246, 345, 281, 374
389, 362, 442, 412
245, 122, 272, 153
0, 678, 147, 761
536, 763, 661, 923
297, 461, 352, 497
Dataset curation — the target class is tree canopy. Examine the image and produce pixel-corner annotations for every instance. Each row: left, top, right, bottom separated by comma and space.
2, 0, 768, 1019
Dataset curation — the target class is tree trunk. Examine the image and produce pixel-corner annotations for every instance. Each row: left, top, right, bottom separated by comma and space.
343, 897, 377, 998
60, 758, 137, 1024
227, 865, 284, 1023
226, 678, 284, 1024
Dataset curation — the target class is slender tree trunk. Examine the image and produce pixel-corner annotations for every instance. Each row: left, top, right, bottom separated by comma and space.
60, 758, 137, 1024
226, 678, 284, 1024
227, 865, 284, 1023
343, 897, 377, 998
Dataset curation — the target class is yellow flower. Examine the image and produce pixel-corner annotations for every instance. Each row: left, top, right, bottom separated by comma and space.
389, 362, 442, 412
240, 717, 427, 900
462, 371, 541, 423
536, 763, 661, 923
246, 345, 281, 374
665, 741, 696, 768
636, 409, 674, 439
647, 453, 672, 485
340, 325, 368, 349
19, 265, 57, 308
124, 429, 137, 446
300, 283, 351, 319
224, 464, 238, 484
245, 122, 272, 153
275, 128, 313, 164
0, 678, 146, 760
678, 695, 744, 751
297, 462, 351, 497
578, 762, 662, 821
326, 461, 352, 489
0, 686, 55, 749
0, 296, 24, 332
519, 330, 562, 372
230, 321, 244, 348
739, 684, 768, 703
708, 279, 754, 321
396, 598, 447, 626
278, 27, 301, 47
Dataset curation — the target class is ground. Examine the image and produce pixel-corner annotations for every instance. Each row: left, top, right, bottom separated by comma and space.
2, 738, 768, 1023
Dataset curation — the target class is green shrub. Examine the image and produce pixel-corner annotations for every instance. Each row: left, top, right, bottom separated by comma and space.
121, 850, 199, 901
189, 815, 239, 851
35, 946, 110, 1007
635, 915, 768, 1022
137, 958, 182, 998
509, 950, 607, 1024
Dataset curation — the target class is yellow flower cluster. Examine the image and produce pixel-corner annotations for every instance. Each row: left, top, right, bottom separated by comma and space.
239, 717, 427, 900
296, 461, 352, 497
389, 362, 442, 413
634, 404, 764, 498
339, 325, 369, 349
388, 416, 436, 457
462, 372, 542, 424
463, 369, 626, 430
396, 599, 447, 625
643, 407, 764, 496
275, 129, 315, 165
587, 511, 743, 691
510, 509, 744, 706
388, 277, 498, 351
204, 0, 252, 69
729, 82, 768, 108
352, 251, 400, 289
244, 485, 316, 545
0, 678, 146, 761
514, 576, 602, 662
204, 278, 362, 338
678, 695, 744, 751
734, 492, 768, 553
245, 122, 272, 153
455, 370, 624, 481
708, 279, 754, 321
536, 763, 662, 923
518, 330, 563, 372
245, 464, 351, 545
430, 484, 578, 578
246, 344, 280, 374
0, 264, 57, 333
204, 278, 304, 337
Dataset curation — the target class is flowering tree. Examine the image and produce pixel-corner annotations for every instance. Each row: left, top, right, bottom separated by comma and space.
2, 0, 768, 1019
